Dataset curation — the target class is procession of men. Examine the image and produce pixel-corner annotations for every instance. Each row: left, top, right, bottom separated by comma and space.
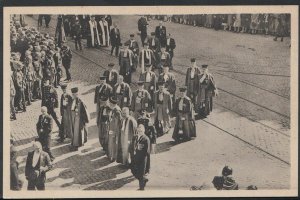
10, 14, 220, 191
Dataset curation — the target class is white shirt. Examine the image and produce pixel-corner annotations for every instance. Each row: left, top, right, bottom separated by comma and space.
123, 50, 128, 57
32, 151, 41, 167
179, 98, 184, 111
71, 98, 77, 110
145, 72, 151, 82
161, 53, 166, 59
159, 92, 164, 101
152, 38, 155, 46
109, 71, 113, 81
116, 84, 121, 94
163, 73, 169, 82
191, 68, 195, 79
167, 38, 170, 46
130, 40, 134, 48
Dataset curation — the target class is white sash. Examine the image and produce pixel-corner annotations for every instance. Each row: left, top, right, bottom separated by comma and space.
89, 20, 100, 47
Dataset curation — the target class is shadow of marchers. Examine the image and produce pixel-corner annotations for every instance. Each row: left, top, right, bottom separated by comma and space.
155, 140, 178, 154
84, 176, 135, 190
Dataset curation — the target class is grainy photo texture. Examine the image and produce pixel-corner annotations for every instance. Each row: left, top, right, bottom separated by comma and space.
3, 6, 298, 198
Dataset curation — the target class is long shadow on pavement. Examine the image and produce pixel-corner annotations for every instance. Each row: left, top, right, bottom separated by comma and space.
155, 140, 178, 154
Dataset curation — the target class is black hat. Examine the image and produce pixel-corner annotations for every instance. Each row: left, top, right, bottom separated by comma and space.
101, 96, 109, 101
157, 81, 165, 86
202, 64, 208, 68
145, 64, 151, 68
60, 83, 68, 89
137, 81, 144, 85
163, 63, 169, 67
151, 32, 155, 36
100, 76, 106, 80
71, 87, 78, 94
222, 166, 233, 176
91, 15, 95, 18
190, 58, 196, 62
108, 63, 114, 67
130, 34, 134, 37
109, 96, 118, 104
179, 87, 187, 92
139, 109, 146, 114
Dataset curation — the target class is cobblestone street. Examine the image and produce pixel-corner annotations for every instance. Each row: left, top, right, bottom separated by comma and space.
10, 15, 291, 191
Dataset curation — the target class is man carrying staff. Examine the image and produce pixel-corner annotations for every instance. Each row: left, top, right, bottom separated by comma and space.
117, 107, 137, 167
87, 15, 100, 48
98, 16, 110, 47
185, 58, 201, 105
113, 75, 132, 109
172, 87, 196, 143
107, 97, 123, 162
130, 81, 152, 119
119, 43, 134, 84
103, 63, 119, 88
139, 63, 157, 102
70, 87, 90, 151
58, 83, 73, 143
153, 81, 172, 135
130, 124, 151, 190
196, 64, 218, 118
94, 76, 113, 123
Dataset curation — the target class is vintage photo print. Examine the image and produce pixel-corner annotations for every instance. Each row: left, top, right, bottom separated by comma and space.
3, 5, 298, 198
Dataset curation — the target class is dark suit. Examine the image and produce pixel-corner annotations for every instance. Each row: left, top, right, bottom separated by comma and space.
165, 38, 176, 68
131, 134, 150, 190
25, 150, 52, 190
103, 69, 119, 87
110, 28, 121, 56
36, 114, 54, 159
155, 26, 167, 47
73, 23, 82, 50
138, 17, 148, 46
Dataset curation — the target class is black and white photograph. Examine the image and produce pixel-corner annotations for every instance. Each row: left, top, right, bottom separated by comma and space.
3, 6, 298, 198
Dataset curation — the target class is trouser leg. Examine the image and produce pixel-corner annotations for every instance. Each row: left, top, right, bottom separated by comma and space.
27, 180, 36, 190
48, 107, 61, 128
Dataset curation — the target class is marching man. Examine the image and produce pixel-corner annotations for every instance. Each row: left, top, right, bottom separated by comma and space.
87, 15, 100, 48
185, 58, 201, 105
113, 75, 132, 109
139, 63, 157, 102
119, 43, 134, 84
98, 16, 110, 47
103, 63, 119, 88
139, 42, 155, 73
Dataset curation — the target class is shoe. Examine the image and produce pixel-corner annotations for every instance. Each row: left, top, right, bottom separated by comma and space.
50, 156, 55, 162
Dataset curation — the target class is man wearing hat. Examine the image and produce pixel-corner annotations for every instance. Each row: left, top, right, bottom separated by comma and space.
153, 81, 173, 135
196, 64, 218, 118
97, 96, 112, 152
58, 83, 73, 143
32, 60, 43, 100
131, 81, 152, 119
119, 43, 134, 84
172, 86, 196, 143
87, 15, 100, 48
139, 42, 155, 73
110, 22, 121, 56
158, 64, 176, 109
113, 75, 132, 109
185, 58, 201, 105
44, 50, 57, 86
61, 41, 73, 82
54, 15, 66, 48
125, 34, 139, 71
147, 32, 161, 69
72, 19, 83, 50
10, 70, 17, 120
53, 47, 63, 88
98, 16, 110, 47
70, 87, 90, 150
138, 15, 149, 46
155, 21, 167, 47
13, 61, 26, 112
41, 79, 61, 129
158, 47, 171, 73
103, 63, 119, 88
94, 76, 113, 123
107, 96, 123, 162
139, 63, 157, 101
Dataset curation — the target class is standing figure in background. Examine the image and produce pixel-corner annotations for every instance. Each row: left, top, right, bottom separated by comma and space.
155, 21, 167, 47
125, 34, 139, 72
73, 19, 83, 50
185, 58, 200, 105
139, 64, 157, 102
131, 81, 152, 119
165, 33, 176, 69
148, 32, 161, 69
158, 47, 171, 73
97, 97, 112, 152
138, 16, 149, 46
233, 14, 241, 32
55, 15, 66, 48
110, 22, 121, 57
70, 87, 90, 151
44, 15, 51, 28
113, 75, 132, 109
119, 43, 134, 84
61, 41, 73, 82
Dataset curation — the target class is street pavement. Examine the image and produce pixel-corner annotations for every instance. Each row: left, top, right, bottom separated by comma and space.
10, 15, 291, 191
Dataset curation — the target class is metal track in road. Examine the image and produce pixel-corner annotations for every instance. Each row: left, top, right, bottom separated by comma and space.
215, 69, 291, 78
29, 16, 291, 166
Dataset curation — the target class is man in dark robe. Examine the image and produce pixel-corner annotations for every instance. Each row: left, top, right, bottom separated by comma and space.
70, 87, 90, 151
10, 140, 22, 190
94, 76, 113, 123
98, 17, 110, 47
155, 21, 167, 47
130, 124, 150, 190
72, 19, 83, 50
113, 75, 132, 109
153, 81, 172, 135
103, 63, 119, 88
36, 106, 54, 161
131, 81, 152, 119
55, 15, 66, 48
138, 16, 149, 46
13, 62, 26, 112
125, 34, 139, 72
61, 41, 73, 82
110, 22, 121, 56
117, 107, 137, 166
139, 64, 157, 101
158, 47, 171, 73
139, 42, 156, 73
185, 58, 201, 105
196, 64, 218, 118
165, 33, 176, 69
147, 32, 161, 69
97, 97, 112, 152
119, 43, 134, 84
58, 84, 73, 143
172, 87, 196, 143
86, 15, 100, 48
107, 97, 123, 162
